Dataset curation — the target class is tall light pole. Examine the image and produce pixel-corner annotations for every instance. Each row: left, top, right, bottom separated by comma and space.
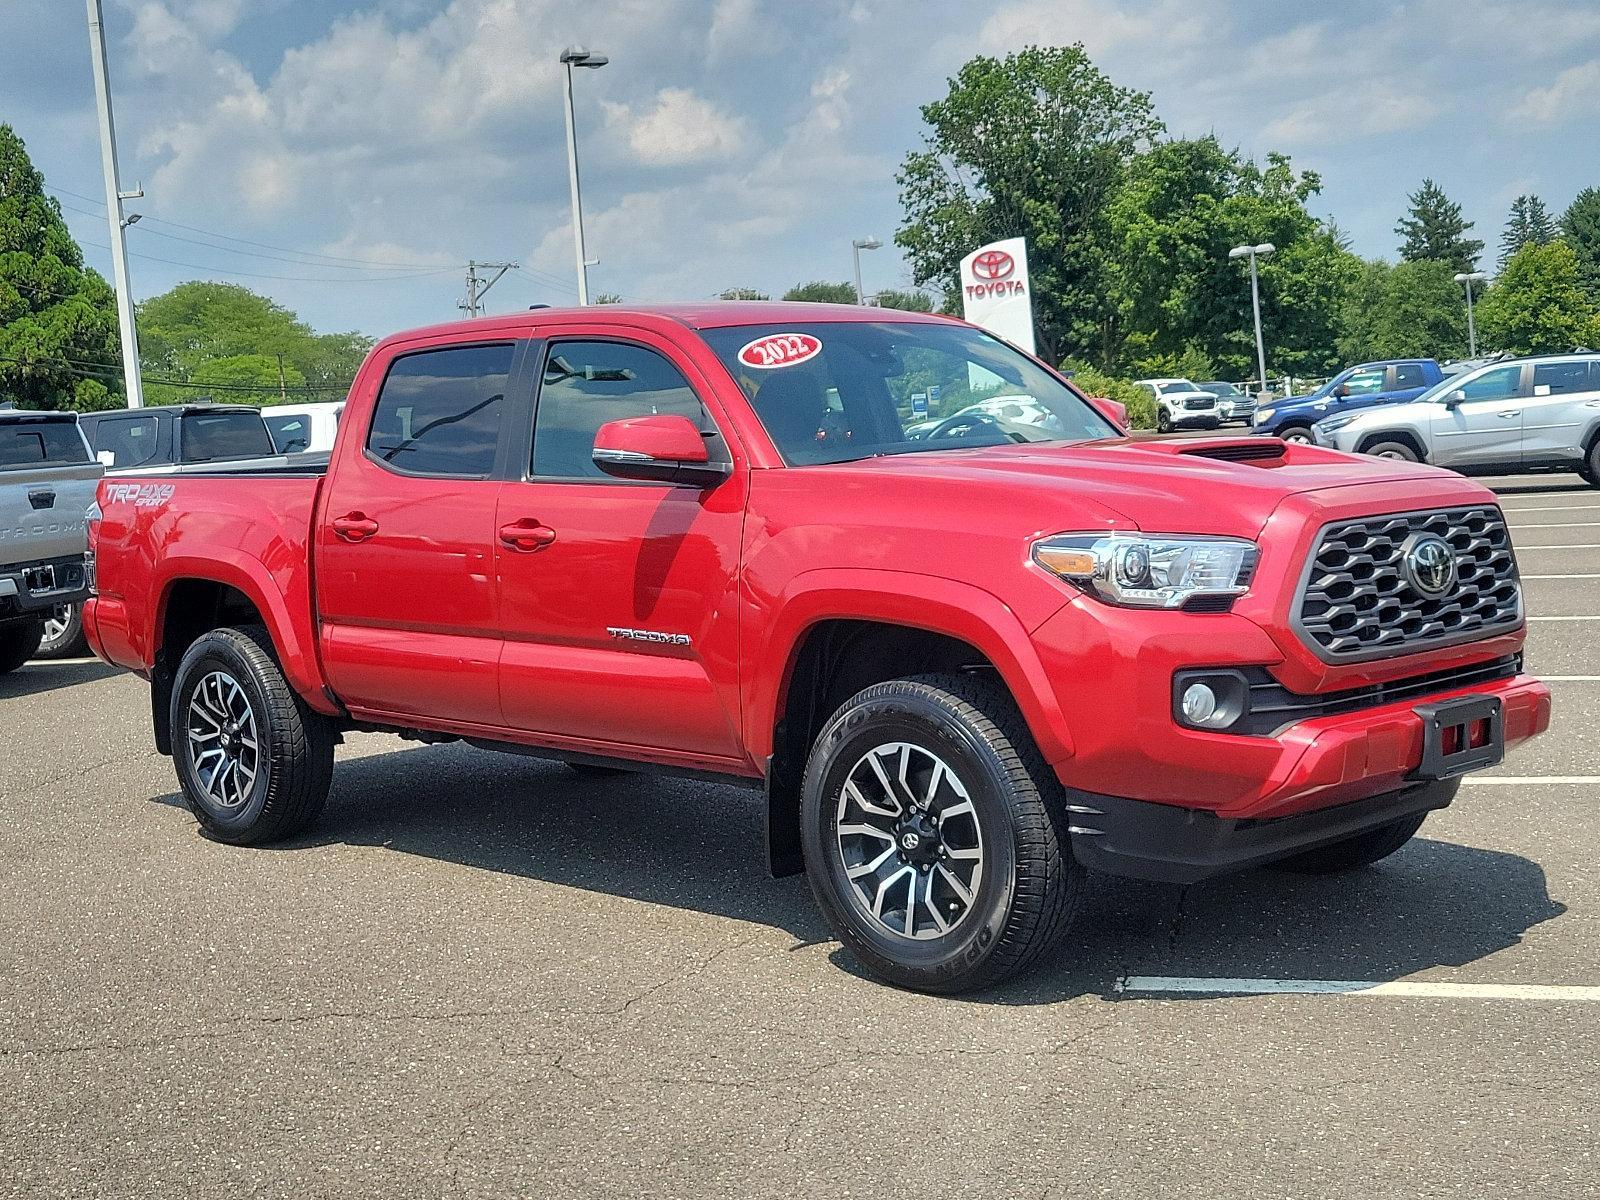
559, 46, 607, 305
1228, 242, 1275, 397
1454, 271, 1487, 357
85, 0, 144, 408
851, 236, 882, 304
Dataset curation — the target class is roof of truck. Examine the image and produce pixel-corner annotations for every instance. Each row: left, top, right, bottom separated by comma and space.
0, 409, 79, 423
78, 403, 260, 419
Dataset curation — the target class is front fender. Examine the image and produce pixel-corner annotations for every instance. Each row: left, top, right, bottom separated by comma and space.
748, 568, 1074, 765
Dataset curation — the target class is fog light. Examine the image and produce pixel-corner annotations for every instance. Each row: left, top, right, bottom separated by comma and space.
1181, 682, 1218, 725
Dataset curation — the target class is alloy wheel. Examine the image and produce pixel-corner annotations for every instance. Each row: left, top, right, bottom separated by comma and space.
42, 604, 73, 644
834, 742, 985, 941
186, 670, 261, 810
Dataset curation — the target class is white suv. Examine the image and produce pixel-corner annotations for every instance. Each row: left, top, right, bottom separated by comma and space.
1314, 353, 1600, 484
1134, 378, 1222, 433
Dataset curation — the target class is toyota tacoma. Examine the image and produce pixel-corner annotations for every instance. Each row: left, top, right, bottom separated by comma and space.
84, 303, 1551, 992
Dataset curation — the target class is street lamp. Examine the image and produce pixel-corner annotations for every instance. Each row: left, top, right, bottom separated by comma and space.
559, 45, 608, 305
851, 237, 881, 304
1228, 242, 1275, 397
120, 212, 141, 228
1454, 271, 1488, 357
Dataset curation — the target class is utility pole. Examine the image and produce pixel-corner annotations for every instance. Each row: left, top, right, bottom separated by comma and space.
85, 0, 144, 408
559, 47, 608, 304
1454, 271, 1487, 357
458, 260, 519, 318
1228, 242, 1276, 398
275, 353, 287, 401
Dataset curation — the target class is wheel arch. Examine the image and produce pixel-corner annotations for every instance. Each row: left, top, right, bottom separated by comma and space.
1355, 428, 1428, 461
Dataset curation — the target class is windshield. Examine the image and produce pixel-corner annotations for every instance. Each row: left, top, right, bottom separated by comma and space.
1200, 382, 1242, 396
701, 321, 1118, 465
1155, 380, 1200, 395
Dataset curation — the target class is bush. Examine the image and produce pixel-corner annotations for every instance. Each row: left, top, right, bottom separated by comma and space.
1062, 362, 1155, 428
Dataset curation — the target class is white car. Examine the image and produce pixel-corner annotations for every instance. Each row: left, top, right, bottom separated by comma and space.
263, 401, 344, 454
1134, 378, 1222, 433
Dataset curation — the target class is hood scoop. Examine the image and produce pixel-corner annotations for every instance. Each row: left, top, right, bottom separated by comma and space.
1174, 439, 1287, 464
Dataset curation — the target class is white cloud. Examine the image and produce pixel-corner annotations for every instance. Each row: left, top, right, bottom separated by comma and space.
603, 88, 748, 166
979, 0, 1216, 60
1512, 60, 1600, 125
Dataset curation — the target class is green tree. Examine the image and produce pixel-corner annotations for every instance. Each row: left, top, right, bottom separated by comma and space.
1337, 258, 1392, 363
874, 288, 935, 312
783, 281, 857, 303
1395, 178, 1482, 273
1372, 259, 1469, 359
0, 124, 122, 411
1477, 240, 1600, 354
1499, 194, 1558, 269
895, 45, 1163, 365
1561, 187, 1600, 304
718, 287, 769, 300
137, 281, 370, 406
593, 292, 623, 304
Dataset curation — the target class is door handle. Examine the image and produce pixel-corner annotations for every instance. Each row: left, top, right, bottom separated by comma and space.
499, 521, 557, 552
1496, 410, 1521, 419
331, 513, 380, 542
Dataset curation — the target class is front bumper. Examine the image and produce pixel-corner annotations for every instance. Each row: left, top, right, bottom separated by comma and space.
1070, 777, 1460, 883
0, 555, 88, 624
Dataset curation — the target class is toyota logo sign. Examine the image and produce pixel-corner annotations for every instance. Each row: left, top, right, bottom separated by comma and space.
1401, 534, 1459, 598
971, 250, 1015, 281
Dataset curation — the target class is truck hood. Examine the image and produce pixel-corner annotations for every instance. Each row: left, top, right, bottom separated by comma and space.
832, 437, 1476, 538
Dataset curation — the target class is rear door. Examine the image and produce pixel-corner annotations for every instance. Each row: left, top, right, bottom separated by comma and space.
1387, 361, 1433, 404
315, 340, 527, 727
82, 411, 168, 473
1429, 362, 1527, 469
495, 331, 746, 761
1521, 358, 1599, 464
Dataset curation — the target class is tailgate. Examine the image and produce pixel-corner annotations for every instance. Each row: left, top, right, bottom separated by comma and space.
0, 462, 102, 567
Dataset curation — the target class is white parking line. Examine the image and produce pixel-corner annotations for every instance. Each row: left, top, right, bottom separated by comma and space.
1527, 615, 1600, 622
1513, 543, 1600, 550
1505, 521, 1600, 529
1521, 573, 1600, 579
1540, 675, 1600, 681
1500, 504, 1600, 513
1462, 776, 1600, 785
1116, 977, 1600, 1000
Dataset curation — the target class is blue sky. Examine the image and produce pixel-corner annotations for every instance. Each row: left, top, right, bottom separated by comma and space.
5, 0, 1600, 340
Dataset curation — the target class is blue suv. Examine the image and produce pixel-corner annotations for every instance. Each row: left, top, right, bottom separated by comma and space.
1253, 359, 1445, 442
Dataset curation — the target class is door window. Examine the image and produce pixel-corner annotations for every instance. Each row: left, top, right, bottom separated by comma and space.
0, 421, 89, 469
265, 413, 310, 453
1341, 368, 1386, 396
88, 415, 161, 468
1457, 365, 1523, 402
531, 341, 723, 480
366, 343, 514, 478
1532, 360, 1592, 396
1394, 364, 1427, 389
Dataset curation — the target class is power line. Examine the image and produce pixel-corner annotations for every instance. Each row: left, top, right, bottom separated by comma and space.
72, 234, 459, 284
0, 353, 353, 395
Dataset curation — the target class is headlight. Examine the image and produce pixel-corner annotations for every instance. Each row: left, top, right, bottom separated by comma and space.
1254, 408, 1276, 425
1316, 413, 1358, 434
1033, 533, 1259, 609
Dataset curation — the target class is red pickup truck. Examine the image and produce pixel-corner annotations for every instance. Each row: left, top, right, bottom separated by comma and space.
86, 302, 1551, 992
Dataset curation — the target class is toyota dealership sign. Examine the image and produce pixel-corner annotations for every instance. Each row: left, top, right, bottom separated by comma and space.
959, 237, 1036, 356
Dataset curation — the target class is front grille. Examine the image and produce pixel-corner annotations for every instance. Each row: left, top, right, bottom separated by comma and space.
1295, 506, 1522, 661
1232, 654, 1521, 736
1184, 397, 1215, 410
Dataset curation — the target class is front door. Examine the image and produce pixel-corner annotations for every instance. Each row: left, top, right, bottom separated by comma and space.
1430, 363, 1527, 470
316, 340, 525, 727
1521, 358, 1600, 464
495, 333, 746, 764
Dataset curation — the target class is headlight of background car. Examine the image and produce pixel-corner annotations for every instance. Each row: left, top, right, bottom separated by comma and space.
1315, 413, 1359, 434
1253, 408, 1275, 425
1033, 533, 1259, 609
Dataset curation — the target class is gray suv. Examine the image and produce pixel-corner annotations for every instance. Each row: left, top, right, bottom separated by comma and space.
1315, 353, 1600, 483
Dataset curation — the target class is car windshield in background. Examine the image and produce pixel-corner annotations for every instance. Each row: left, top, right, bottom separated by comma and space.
1200, 382, 1243, 396
1155, 381, 1199, 395
700, 321, 1117, 466
0, 420, 90, 470
181, 412, 275, 462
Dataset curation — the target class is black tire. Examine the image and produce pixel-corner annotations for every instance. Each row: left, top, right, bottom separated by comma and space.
1279, 425, 1314, 444
800, 673, 1084, 994
1272, 812, 1429, 874
34, 602, 89, 659
1157, 408, 1172, 433
1583, 440, 1600, 487
1364, 439, 1419, 462
170, 625, 335, 845
0, 620, 45, 675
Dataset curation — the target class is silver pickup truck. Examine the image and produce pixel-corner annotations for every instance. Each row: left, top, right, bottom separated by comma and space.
0, 410, 102, 671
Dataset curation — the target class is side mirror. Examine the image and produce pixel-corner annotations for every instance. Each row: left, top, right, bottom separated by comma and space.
1333, 384, 1351, 399
592, 414, 729, 487
96, 450, 116, 467
1087, 396, 1127, 429
1444, 389, 1466, 409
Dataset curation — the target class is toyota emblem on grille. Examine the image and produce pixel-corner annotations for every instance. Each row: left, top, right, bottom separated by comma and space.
1402, 534, 1458, 597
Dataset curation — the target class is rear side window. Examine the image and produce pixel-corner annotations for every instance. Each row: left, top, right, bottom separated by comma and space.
265, 413, 310, 453
1532, 360, 1593, 396
1394, 364, 1427, 388
367, 344, 514, 478
87, 414, 161, 469
181, 411, 275, 462
0, 421, 90, 470
532, 341, 720, 480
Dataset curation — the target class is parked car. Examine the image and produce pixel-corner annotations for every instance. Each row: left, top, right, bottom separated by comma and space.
1315, 352, 1600, 483
0, 410, 100, 668
1134, 378, 1222, 432
263, 401, 344, 454
78, 403, 279, 474
1196, 381, 1255, 425
1253, 359, 1445, 442
87, 303, 1550, 993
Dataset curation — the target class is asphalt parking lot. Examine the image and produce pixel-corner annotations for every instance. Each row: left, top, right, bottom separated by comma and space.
2, 471, 1597, 1199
